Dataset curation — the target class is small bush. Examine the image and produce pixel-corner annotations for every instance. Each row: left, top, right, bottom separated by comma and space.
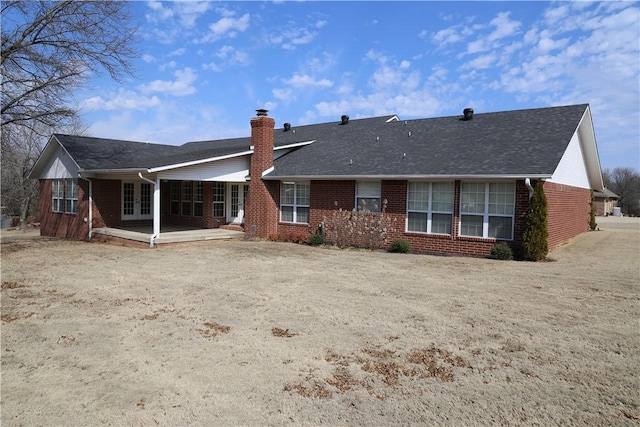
490, 242, 513, 260
307, 234, 324, 246
389, 239, 411, 253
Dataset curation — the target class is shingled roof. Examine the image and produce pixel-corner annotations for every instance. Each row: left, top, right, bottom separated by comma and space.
35, 104, 592, 180
266, 104, 591, 179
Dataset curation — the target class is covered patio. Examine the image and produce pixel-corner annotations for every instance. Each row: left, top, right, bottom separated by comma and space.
92, 225, 244, 247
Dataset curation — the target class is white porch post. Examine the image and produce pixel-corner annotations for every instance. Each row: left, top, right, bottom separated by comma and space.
153, 176, 161, 239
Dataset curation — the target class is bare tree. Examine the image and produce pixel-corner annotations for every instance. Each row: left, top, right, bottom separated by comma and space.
1, 0, 138, 132
603, 167, 640, 216
1, 1, 138, 228
1, 120, 86, 229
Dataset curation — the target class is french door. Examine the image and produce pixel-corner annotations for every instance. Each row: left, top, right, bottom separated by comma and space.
122, 182, 153, 220
228, 183, 248, 224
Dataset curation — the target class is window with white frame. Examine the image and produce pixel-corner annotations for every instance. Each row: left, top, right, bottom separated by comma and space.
65, 179, 78, 213
52, 179, 64, 212
212, 182, 225, 217
280, 182, 309, 223
193, 181, 203, 217
407, 182, 454, 234
460, 182, 515, 239
356, 181, 381, 213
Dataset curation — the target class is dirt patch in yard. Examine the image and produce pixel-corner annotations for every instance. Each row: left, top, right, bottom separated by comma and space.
1, 217, 639, 426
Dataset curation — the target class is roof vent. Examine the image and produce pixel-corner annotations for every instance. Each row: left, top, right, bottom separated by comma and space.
283, 123, 291, 132
341, 115, 349, 125
463, 108, 474, 121
256, 108, 268, 117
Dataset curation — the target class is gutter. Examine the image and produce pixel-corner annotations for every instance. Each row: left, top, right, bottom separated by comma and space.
78, 173, 93, 240
138, 172, 159, 248
525, 178, 535, 200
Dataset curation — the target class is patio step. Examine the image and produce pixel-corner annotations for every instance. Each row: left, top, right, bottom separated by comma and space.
220, 224, 244, 232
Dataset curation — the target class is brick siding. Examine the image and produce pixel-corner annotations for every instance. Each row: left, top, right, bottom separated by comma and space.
39, 179, 89, 239
245, 114, 279, 238
544, 181, 591, 250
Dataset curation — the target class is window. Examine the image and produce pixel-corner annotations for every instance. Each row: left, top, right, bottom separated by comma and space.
356, 181, 381, 213
52, 179, 64, 212
460, 182, 515, 239
212, 182, 225, 217
52, 179, 78, 214
407, 182, 454, 234
280, 182, 310, 223
181, 181, 192, 216
194, 181, 203, 217
170, 181, 180, 215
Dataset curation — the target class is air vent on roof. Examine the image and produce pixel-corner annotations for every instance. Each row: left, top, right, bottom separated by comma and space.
283, 123, 291, 132
341, 115, 349, 125
463, 108, 474, 121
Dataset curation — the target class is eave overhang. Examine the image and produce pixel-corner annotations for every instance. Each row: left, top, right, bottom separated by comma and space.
262, 174, 553, 181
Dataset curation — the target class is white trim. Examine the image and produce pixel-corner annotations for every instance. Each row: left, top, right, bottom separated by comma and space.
263, 174, 551, 180
274, 140, 315, 150
147, 150, 254, 173
262, 166, 275, 176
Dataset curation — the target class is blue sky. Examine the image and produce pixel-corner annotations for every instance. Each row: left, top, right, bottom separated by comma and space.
77, 1, 640, 171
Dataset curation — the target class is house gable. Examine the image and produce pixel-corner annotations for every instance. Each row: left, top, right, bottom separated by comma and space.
548, 106, 603, 190
29, 136, 79, 179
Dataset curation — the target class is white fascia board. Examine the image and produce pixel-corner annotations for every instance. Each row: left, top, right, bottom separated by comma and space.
147, 150, 253, 173
262, 174, 552, 181
274, 140, 315, 151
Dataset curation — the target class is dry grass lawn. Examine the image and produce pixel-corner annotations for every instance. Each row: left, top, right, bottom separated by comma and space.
1, 216, 639, 426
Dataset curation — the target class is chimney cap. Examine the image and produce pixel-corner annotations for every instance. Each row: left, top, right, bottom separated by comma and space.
256, 109, 269, 117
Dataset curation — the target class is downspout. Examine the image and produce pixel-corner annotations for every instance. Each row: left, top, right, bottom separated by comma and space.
524, 178, 534, 201
138, 172, 159, 248
78, 174, 93, 240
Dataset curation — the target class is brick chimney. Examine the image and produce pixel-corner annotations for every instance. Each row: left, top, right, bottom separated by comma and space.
245, 109, 278, 238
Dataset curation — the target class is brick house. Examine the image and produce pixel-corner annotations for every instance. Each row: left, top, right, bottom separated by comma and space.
29, 104, 604, 256
593, 188, 619, 216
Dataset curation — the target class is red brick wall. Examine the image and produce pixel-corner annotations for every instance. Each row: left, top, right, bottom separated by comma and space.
273, 179, 533, 257
39, 179, 89, 239
91, 179, 121, 228
245, 114, 279, 238
544, 181, 591, 250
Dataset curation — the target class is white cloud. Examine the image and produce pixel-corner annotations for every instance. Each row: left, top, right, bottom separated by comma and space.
266, 21, 322, 50
487, 12, 521, 42
283, 74, 333, 89
139, 67, 198, 96
81, 89, 161, 111
200, 13, 250, 42
159, 60, 177, 72
169, 48, 187, 57
141, 54, 156, 63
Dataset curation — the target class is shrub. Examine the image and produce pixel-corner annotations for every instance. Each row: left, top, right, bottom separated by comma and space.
521, 180, 549, 261
389, 239, 411, 254
490, 242, 513, 260
307, 233, 324, 246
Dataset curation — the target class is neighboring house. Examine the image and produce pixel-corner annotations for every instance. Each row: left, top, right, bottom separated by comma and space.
29, 104, 604, 256
592, 188, 619, 216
